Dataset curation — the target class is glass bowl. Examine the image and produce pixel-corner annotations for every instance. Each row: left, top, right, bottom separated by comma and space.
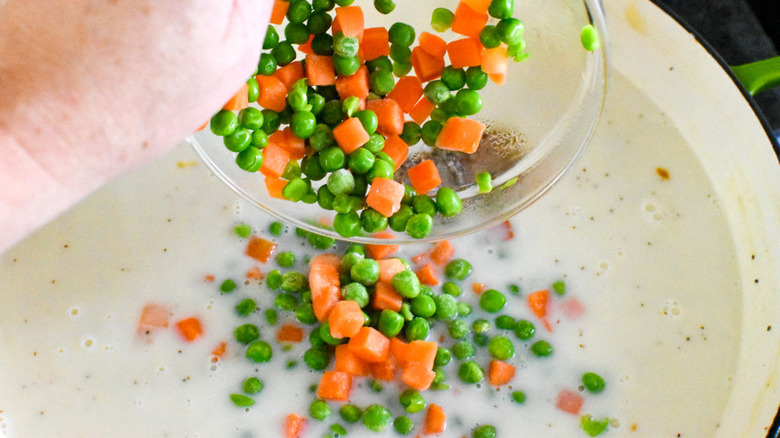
188, 0, 608, 244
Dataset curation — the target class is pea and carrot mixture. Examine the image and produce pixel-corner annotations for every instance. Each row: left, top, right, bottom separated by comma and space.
157, 222, 614, 437
204, 0, 542, 240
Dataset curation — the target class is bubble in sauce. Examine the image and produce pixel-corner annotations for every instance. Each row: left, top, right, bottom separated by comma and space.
661, 299, 682, 318
68, 307, 80, 316
82, 338, 94, 347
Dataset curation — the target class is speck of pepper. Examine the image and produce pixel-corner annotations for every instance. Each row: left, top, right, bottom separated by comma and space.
656, 167, 670, 180
767, 326, 772, 331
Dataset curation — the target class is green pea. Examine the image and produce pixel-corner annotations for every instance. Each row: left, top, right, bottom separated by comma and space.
465, 66, 489, 90
309, 124, 334, 151
284, 22, 310, 44
363, 132, 386, 153
391, 270, 420, 299
448, 319, 470, 339
235, 146, 263, 172
230, 393, 255, 408
282, 177, 308, 202
511, 390, 526, 404
488, 335, 515, 360
473, 319, 491, 334
458, 360, 484, 384
552, 279, 566, 296
581, 415, 610, 437
393, 60, 412, 78
334, 32, 360, 58
257, 52, 277, 76
479, 25, 502, 49
441, 66, 467, 90
275, 251, 296, 268
582, 372, 606, 393
340, 404, 363, 423
399, 389, 426, 413
309, 399, 332, 421
389, 22, 416, 46
393, 415, 414, 434
312, 0, 335, 11
266, 270, 282, 290
455, 89, 483, 116
246, 77, 260, 103
263, 25, 279, 50
435, 187, 463, 217
457, 301, 473, 317
210, 109, 238, 136
434, 294, 458, 320
316, 185, 335, 210
473, 425, 497, 438
496, 18, 524, 46
367, 158, 394, 182
307, 11, 332, 35
405, 316, 429, 341
332, 194, 362, 213
410, 294, 436, 317
423, 80, 451, 105
235, 298, 257, 317
389, 43, 412, 65
245, 340, 273, 363
319, 146, 347, 172
514, 319, 535, 340
281, 271, 307, 293
496, 315, 517, 330
421, 120, 443, 146
360, 208, 388, 233
440, 281, 460, 297
402, 184, 416, 204
362, 404, 393, 432
334, 211, 361, 237
376, 309, 403, 338
250, 129, 269, 148
580, 24, 600, 52
290, 111, 316, 138
261, 109, 281, 134
351, 258, 380, 286
265, 308, 279, 325
292, 303, 316, 324
340, 282, 368, 308
219, 278, 237, 294
445, 259, 472, 281
400, 121, 422, 145
488, 0, 513, 19
303, 346, 331, 370
373, 0, 395, 13
308, 232, 336, 249
319, 322, 345, 346
272, 40, 297, 66
479, 289, 507, 313
475, 171, 493, 193
352, 174, 368, 197
369, 69, 395, 95
311, 33, 335, 56
286, 0, 312, 23
389, 205, 414, 232
242, 377, 264, 394
274, 293, 299, 311
431, 7, 454, 32
333, 54, 360, 76
452, 340, 475, 360
327, 168, 355, 195
405, 213, 433, 239
531, 340, 553, 357
234, 323, 259, 344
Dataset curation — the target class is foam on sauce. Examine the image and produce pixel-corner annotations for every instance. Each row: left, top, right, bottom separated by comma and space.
0, 73, 740, 437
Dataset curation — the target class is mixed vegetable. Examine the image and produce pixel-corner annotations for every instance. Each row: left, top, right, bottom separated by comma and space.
203, 0, 542, 240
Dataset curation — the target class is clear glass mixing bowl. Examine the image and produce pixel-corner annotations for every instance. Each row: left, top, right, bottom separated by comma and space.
187, 0, 608, 244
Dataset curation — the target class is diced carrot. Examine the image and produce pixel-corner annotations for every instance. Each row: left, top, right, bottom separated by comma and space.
309, 260, 342, 321
334, 6, 364, 38
329, 300, 365, 339
366, 98, 404, 137
204, 274, 216, 283
138, 303, 171, 334
366, 177, 405, 218
222, 83, 249, 111
481, 45, 509, 76
527, 289, 550, 319
451, 1, 488, 38
311, 253, 342, 268
429, 240, 454, 266
499, 220, 515, 240
488, 72, 507, 85
333, 117, 371, 154
245, 235, 278, 263
280, 126, 306, 159
389, 337, 409, 366
274, 61, 305, 91
446, 38, 484, 69
276, 323, 305, 343
555, 389, 584, 415
175, 317, 203, 342
298, 34, 315, 55
411, 252, 427, 265
423, 404, 446, 435
334, 344, 371, 376
211, 341, 227, 360
380, 135, 409, 170
407, 159, 442, 194
336, 65, 370, 100
265, 176, 288, 199
373, 281, 403, 312
246, 266, 264, 280
270, 0, 289, 25
435, 116, 485, 154
416, 263, 440, 286
370, 358, 396, 381
268, 129, 287, 147
316, 371, 352, 401
401, 361, 436, 391
471, 282, 486, 294
561, 298, 585, 319
488, 360, 516, 386
255, 75, 289, 112
410, 47, 445, 82
408, 97, 435, 126
418, 31, 448, 58
305, 54, 336, 86
387, 76, 423, 113
195, 119, 209, 132
362, 27, 390, 60
404, 340, 438, 370
260, 143, 291, 178
462, 0, 491, 14
347, 326, 390, 363
365, 232, 400, 259
378, 258, 407, 283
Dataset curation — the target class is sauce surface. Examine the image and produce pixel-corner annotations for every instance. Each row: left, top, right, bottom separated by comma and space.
0, 72, 741, 437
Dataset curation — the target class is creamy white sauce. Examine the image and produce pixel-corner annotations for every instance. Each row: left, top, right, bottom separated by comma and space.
0, 72, 741, 437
